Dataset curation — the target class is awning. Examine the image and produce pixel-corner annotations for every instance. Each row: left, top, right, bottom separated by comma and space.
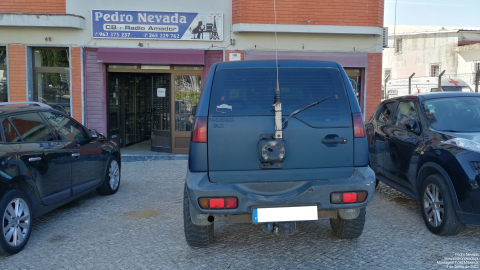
96, 48, 205, 65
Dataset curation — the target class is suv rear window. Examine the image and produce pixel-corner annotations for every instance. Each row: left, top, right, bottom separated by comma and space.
209, 68, 351, 127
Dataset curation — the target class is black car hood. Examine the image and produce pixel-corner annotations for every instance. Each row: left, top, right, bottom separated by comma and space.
436, 130, 480, 142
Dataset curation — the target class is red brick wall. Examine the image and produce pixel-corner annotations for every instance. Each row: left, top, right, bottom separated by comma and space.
0, 0, 65, 14
365, 53, 382, 120
8, 45, 26, 102
232, 0, 384, 27
202, 50, 223, 82
71, 47, 82, 123
225, 50, 245, 61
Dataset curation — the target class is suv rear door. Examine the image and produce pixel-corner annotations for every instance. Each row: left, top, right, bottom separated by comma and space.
207, 67, 355, 183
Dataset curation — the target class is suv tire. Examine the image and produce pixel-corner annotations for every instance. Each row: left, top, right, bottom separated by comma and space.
183, 185, 214, 247
329, 207, 366, 239
420, 174, 463, 236
97, 156, 121, 195
0, 190, 33, 256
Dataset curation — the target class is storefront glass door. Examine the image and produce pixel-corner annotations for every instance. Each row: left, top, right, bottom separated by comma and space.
107, 72, 153, 147
151, 74, 171, 152
172, 75, 202, 153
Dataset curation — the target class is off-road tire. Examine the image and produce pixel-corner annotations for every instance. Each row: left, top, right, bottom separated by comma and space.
329, 207, 366, 239
420, 174, 463, 236
0, 190, 33, 256
97, 156, 121, 195
183, 185, 214, 247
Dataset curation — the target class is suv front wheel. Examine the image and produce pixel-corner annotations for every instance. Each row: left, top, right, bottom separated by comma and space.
329, 207, 366, 239
420, 174, 463, 236
183, 185, 214, 247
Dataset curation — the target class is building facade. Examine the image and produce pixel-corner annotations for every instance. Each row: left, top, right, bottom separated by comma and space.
1, 0, 384, 153
383, 25, 480, 98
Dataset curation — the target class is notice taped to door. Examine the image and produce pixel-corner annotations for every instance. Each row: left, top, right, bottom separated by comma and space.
157, 88, 166, 97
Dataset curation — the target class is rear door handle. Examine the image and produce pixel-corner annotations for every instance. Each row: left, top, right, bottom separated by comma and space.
322, 138, 347, 144
28, 157, 42, 162
72, 153, 81, 157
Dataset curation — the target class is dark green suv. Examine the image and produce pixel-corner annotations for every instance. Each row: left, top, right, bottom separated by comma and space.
184, 60, 375, 246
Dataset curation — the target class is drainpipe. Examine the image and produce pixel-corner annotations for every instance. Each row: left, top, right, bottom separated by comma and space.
475, 70, 479, 93
384, 74, 390, 99
408, 72, 415, 94
438, 70, 446, 92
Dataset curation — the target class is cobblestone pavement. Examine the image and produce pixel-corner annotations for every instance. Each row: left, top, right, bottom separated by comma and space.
1, 160, 479, 269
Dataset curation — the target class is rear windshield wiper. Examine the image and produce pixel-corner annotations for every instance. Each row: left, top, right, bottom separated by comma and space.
282, 95, 334, 128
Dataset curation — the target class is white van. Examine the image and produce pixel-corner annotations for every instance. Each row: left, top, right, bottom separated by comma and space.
385, 77, 472, 99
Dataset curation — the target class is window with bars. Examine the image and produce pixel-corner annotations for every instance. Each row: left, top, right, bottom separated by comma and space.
430, 64, 440, 77
395, 39, 403, 53
475, 62, 480, 73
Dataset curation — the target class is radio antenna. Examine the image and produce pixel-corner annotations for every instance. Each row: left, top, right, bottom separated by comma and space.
273, 0, 283, 139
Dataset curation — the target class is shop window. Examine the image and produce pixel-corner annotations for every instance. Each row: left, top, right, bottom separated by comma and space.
0, 47, 7, 102
345, 69, 362, 105
430, 63, 440, 77
174, 75, 202, 131
33, 48, 70, 109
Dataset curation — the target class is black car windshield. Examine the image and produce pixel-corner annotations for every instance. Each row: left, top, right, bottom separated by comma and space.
423, 97, 480, 132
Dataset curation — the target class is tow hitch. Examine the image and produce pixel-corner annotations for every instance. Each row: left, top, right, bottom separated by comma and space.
263, 222, 296, 237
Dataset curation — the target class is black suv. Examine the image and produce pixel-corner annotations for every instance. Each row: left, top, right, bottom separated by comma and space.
0, 102, 121, 255
184, 60, 375, 246
366, 92, 480, 235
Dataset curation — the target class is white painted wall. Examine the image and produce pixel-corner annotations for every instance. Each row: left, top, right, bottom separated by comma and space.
383, 31, 480, 89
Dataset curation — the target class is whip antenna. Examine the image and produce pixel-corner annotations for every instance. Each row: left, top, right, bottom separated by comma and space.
273, 0, 283, 139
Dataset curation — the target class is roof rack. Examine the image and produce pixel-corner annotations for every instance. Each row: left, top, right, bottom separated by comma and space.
0, 102, 52, 108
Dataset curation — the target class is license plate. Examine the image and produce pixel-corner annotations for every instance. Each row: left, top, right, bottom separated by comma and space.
252, 205, 318, 223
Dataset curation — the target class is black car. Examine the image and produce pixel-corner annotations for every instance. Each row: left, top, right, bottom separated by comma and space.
366, 92, 480, 235
0, 102, 121, 255
184, 60, 375, 247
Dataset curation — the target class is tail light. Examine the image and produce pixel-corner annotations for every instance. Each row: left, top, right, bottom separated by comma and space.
353, 113, 366, 138
330, 191, 367, 204
198, 197, 238, 209
191, 116, 207, 142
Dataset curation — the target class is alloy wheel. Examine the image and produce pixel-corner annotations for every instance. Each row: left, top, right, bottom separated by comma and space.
109, 160, 120, 190
423, 183, 444, 227
2, 198, 30, 247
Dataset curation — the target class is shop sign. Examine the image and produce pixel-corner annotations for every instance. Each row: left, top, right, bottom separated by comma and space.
92, 10, 223, 41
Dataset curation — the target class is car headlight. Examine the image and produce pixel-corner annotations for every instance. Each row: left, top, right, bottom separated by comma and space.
444, 138, 480, 153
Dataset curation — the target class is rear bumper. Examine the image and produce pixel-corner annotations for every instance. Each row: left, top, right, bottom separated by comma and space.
185, 167, 376, 217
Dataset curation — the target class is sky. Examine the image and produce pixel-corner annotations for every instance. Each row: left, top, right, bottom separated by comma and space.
384, 0, 480, 27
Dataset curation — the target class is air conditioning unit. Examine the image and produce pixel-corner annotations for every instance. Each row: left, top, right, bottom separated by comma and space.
383, 27, 389, 48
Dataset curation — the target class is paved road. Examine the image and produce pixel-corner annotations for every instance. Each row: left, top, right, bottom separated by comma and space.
1, 160, 479, 269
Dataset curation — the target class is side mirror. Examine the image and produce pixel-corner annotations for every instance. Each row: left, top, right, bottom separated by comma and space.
192, 106, 197, 117
405, 118, 421, 134
90, 129, 98, 138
